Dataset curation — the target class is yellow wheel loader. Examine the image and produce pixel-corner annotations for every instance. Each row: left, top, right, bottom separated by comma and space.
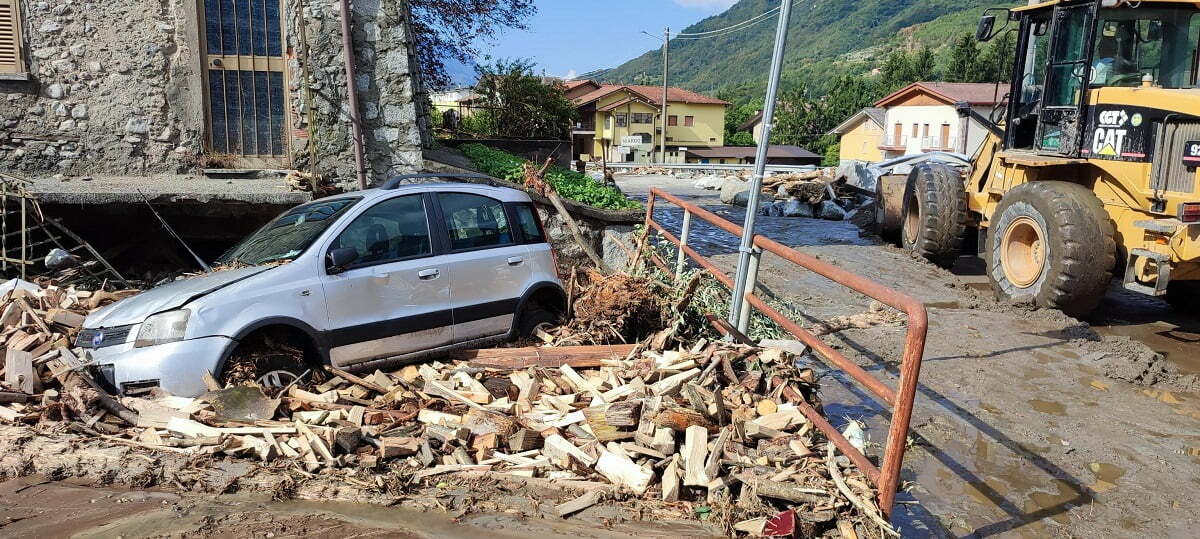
886, 0, 1200, 317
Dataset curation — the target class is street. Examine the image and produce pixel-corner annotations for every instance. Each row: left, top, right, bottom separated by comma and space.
616, 173, 1200, 538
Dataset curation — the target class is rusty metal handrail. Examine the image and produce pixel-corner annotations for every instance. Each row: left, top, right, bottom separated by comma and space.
644, 188, 928, 517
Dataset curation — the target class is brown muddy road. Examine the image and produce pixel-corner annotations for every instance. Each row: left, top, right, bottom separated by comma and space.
0, 476, 712, 538
618, 174, 1200, 538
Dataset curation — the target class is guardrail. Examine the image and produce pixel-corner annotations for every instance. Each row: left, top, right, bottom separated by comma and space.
602, 162, 819, 175
643, 187, 928, 518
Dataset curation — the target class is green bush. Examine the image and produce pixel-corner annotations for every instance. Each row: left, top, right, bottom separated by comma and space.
459, 144, 641, 211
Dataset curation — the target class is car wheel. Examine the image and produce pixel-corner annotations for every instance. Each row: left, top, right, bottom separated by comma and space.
220, 327, 318, 390
517, 307, 560, 339
986, 181, 1116, 317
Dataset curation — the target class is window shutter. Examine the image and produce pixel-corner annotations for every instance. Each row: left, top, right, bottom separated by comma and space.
0, 0, 23, 74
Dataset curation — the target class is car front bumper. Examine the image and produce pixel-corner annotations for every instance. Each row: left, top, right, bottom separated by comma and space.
82, 336, 234, 398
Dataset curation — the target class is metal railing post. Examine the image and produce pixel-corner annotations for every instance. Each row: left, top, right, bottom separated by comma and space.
676, 209, 692, 278
737, 246, 761, 333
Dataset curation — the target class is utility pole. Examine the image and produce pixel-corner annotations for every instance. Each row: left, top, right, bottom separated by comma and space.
660, 27, 670, 164
728, 0, 793, 331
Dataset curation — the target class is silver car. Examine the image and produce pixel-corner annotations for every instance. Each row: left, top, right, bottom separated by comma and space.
78, 179, 566, 397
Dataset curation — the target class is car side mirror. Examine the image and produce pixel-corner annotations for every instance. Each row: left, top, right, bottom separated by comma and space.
976, 15, 997, 42
326, 247, 358, 274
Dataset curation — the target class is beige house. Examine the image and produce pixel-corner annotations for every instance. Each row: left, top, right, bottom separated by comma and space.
828, 108, 886, 165
873, 82, 1003, 160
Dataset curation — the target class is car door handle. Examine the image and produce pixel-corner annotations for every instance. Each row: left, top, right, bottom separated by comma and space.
417, 268, 440, 280
507, 256, 524, 266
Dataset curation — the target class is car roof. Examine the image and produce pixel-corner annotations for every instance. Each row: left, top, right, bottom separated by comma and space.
317, 180, 533, 205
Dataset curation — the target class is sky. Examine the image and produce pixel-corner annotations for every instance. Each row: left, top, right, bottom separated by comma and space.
448, 0, 739, 85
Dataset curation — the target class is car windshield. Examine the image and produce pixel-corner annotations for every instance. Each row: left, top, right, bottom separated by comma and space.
1091, 7, 1200, 88
215, 197, 360, 266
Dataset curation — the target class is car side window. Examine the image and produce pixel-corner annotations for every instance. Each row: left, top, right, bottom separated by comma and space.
438, 193, 513, 251
513, 203, 545, 244
330, 195, 431, 266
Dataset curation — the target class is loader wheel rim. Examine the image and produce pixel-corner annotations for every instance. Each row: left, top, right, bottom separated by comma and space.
1001, 216, 1047, 288
903, 193, 920, 245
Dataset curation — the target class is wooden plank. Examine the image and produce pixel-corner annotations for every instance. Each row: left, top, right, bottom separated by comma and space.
3, 350, 38, 394
595, 450, 653, 495
662, 455, 681, 501
555, 490, 603, 517
454, 344, 637, 369
683, 425, 709, 487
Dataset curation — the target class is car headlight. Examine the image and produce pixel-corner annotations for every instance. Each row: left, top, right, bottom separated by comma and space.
134, 310, 190, 348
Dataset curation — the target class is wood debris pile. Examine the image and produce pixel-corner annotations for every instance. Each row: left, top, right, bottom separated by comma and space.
0, 277, 897, 536
0, 279, 136, 400
551, 269, 671, 346
630, 166, 672, 176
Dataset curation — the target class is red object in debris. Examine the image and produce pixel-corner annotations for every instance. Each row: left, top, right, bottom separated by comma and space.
764, 509, 796, 537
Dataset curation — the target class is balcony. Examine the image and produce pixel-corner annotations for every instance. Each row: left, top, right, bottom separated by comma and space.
572, 120, 596, 133
921, 136, 954, 152
878, 135, 907, 151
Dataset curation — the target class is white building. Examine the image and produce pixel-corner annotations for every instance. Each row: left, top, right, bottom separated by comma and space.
874, 82, 1005, 159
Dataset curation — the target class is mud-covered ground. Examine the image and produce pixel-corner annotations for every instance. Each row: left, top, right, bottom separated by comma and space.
618, 174, 1200, 538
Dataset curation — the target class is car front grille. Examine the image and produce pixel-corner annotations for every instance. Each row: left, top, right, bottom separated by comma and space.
76, 324, 134, 349
1151, 121, 1200, 194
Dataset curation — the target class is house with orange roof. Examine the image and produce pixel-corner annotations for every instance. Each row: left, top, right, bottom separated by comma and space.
565, 80, 729, 164
871, 82, 1005, 160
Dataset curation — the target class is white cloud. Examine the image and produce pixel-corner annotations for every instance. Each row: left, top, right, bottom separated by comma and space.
672, 0, 738, 11
564, 69, 578, 80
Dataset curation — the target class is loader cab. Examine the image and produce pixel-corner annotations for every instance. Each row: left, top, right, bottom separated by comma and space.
984, 0, 1200, 157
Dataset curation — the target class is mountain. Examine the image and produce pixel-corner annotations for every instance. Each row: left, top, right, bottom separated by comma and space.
600, 0, 1019, 98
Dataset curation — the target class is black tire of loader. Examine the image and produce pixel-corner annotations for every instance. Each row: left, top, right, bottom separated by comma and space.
1166, 280, 1200, 313
986, 181, 1116, 318
900, 163, 968, 268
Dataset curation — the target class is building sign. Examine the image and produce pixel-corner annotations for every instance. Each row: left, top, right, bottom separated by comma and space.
617, 146, 631, 155
620, 136, 646, 146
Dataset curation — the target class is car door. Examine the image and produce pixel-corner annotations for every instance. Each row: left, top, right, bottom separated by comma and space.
319, 193, 451, 367
434, 192, 532, 342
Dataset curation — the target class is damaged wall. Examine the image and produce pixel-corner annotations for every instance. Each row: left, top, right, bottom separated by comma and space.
0, 0, 428, 186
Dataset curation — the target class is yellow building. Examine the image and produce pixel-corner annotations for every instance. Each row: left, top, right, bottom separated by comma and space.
828, 107, 886, 165
564, 80, 728, 164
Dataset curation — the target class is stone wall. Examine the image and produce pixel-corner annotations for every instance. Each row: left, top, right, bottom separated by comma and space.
288, 0, 426, 187
0, 0, 205, 176
0, 0, 426, 185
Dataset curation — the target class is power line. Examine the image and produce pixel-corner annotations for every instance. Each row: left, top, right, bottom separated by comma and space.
676, 5, 782, 37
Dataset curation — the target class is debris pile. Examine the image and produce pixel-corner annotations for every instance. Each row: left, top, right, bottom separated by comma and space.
285, 170, 342, 198
0, 272, 897, 536
630, 166, 672, 175
699, 169, 872, 222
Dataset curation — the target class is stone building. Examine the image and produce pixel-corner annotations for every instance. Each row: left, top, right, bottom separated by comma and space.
0, 0, 429, 187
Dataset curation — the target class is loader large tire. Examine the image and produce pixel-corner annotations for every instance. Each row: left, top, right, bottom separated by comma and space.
1165, 280, 1200, 313
900, 163, 968, 268
986, 181, 1116, 318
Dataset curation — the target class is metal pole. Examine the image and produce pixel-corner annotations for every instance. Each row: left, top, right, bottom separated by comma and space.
728, 0, 793, 328
338, 0, 367, 190
737, 246, 762, 333
660, 27, 669, 164
676, 210, 692, 278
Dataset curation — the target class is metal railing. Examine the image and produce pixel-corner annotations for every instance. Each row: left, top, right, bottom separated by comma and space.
604, 162, 818, 174
643, 188, 928, 518
879, 135, 908, 148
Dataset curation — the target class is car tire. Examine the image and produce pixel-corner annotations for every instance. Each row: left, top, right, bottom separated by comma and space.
517, 307, 560, 339
900, 163, 968, 268
1165, 280, 1200, 313
986, 181, 1116, 318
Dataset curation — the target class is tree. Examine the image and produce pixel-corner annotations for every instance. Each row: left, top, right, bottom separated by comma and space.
410, 0, 536, 89
911, 46, 937, 82
721, 98, 763, 147
473, 58, 577, 139
978, 30, 1017, 83
945, 33, 982, 83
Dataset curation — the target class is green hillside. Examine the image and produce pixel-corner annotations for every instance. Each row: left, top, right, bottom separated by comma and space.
601, 0, 1019, 98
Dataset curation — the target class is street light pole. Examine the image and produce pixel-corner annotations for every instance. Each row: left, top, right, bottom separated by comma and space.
660, 27, 670, 164
727, 0, 793, 330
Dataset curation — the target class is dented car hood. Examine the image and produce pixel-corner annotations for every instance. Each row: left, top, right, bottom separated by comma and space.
85, 266, 273, 328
